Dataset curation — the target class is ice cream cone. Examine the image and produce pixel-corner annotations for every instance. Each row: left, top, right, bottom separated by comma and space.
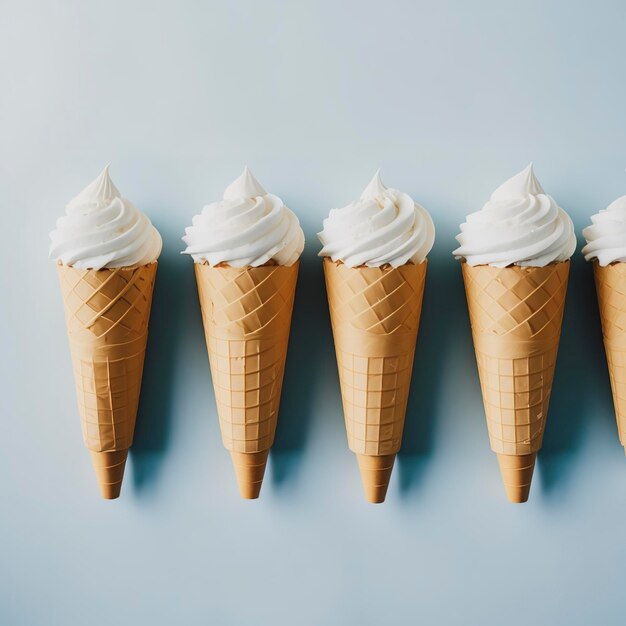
194, 262, 299, 499
323, 258, 427, 503
57, 262, 157, 499
461, 261, 569, 502
592, 261, 626, 449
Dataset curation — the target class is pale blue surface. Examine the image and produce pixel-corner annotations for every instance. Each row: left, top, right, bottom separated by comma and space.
2, 1, 626, 624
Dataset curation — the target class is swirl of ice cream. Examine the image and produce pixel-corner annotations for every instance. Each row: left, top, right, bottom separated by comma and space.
582, 196, 626, 266
453, 163, 576, 267
317, 171, 435, 267
182, 167, 304, 267
49, 166, 162, 270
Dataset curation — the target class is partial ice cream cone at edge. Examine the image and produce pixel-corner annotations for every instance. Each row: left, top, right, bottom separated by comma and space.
57, 262, 157, 499
323, 259, 427, 502
592, 261, 626, 451
461, 261, 569, 503
194, 262, 299, 499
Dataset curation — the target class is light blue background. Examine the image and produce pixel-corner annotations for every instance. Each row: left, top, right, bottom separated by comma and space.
2, 1, 626, 624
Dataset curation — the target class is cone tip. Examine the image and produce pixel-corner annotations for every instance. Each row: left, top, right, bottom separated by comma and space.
496, 452, 537, 504
100, 483, 123, 500
89, 449, 128, 500
230, 450, 269, 500
356, 454, 396, 504
364, 490, 387, 504
504, 485, 530, 504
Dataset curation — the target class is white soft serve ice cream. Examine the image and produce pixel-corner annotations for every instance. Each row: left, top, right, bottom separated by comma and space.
582, 195, 626, 266
182, 167, 304, 267
453, 163, 576, 267
49, 166, 162, 270
317, 171, 435, 267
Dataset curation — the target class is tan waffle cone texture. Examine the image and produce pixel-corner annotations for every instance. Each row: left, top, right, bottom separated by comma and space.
57, 262, 157, 498
195, 262, 298, 497
323, 259, 427, 500
593, 261, 626, 448
462, 262, 569, 501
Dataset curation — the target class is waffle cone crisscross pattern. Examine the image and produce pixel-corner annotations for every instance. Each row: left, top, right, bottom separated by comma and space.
324, 260, 426, 456
324, 259, 426, 502
462, 262, 569, 503
195, 263, 298, 458
593, 262, 626, 448
462, 262, 569, 459
58, 262, 157, 498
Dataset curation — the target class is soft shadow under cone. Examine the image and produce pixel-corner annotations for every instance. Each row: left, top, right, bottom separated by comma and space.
496, 453, 536, 503
90, 450, 128, 499
356, 454, 396, 503
230, 450, 270, 499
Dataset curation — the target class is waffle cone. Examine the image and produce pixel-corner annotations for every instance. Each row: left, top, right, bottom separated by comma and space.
592, 261, 626, 448
461, 262, 569, 502
57, 262, 157, 498
194, 262, 298, 498
323, 259, 427, 502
